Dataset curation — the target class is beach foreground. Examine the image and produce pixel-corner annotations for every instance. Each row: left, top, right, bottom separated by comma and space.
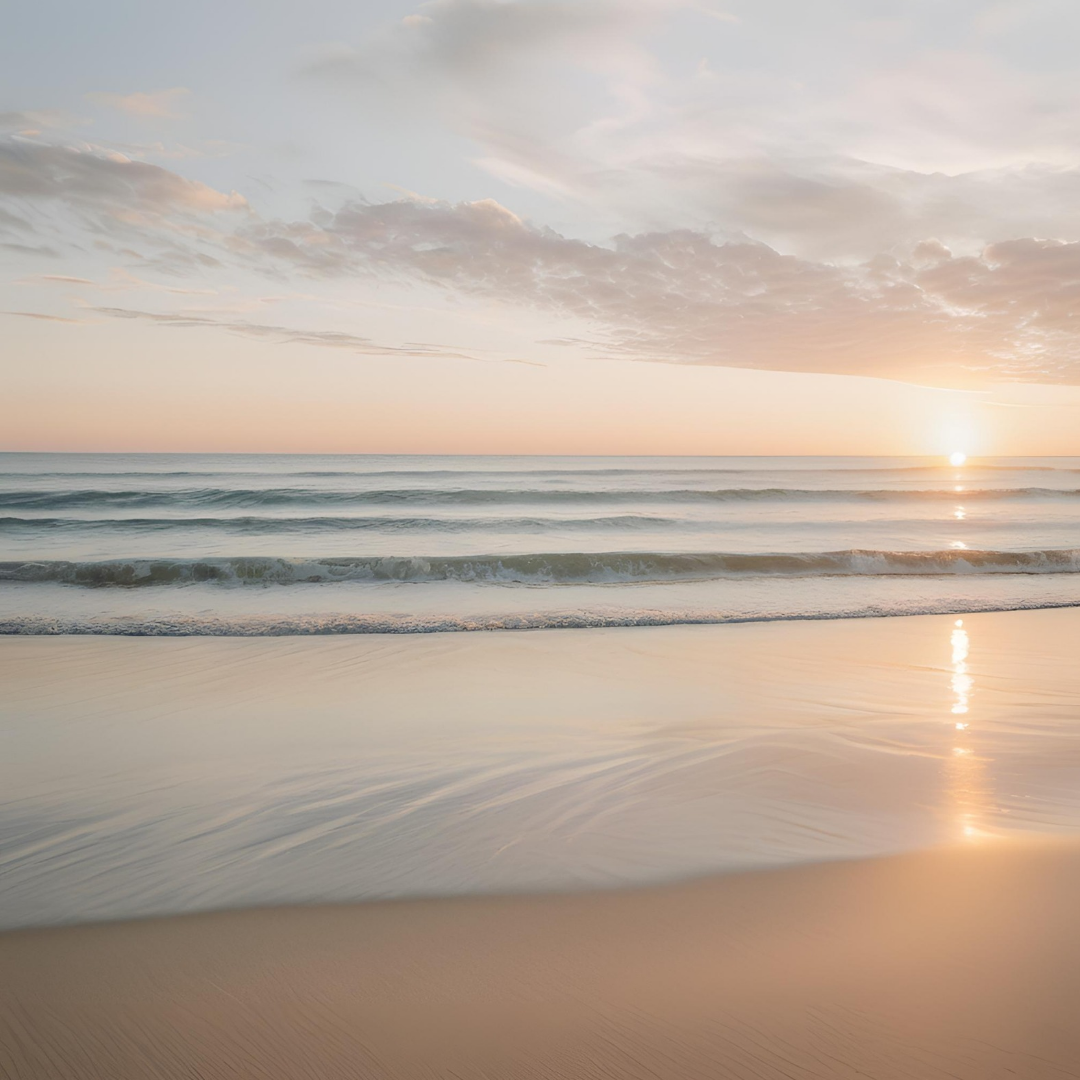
3, 839, 1080, 1079
6, 608, 1080, 928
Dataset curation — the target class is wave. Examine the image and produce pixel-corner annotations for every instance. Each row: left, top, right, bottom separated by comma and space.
5, 548, 1080, 586
0, 514, 681, 534
5, 463, 1080, 482
865, 464, 1080, 474
3, 486, 1079, 510
3, 596, 1079, 635
316, 464, 1080, 475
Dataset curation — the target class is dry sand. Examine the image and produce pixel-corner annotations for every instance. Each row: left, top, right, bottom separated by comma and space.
3, 839, 1080, 1079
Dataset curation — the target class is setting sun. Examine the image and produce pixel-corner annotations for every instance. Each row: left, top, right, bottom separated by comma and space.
949, 451, 968, 467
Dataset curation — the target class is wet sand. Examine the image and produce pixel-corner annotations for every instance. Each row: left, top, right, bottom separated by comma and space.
3, 839, 1080, 1078
5, 608, 1080, 928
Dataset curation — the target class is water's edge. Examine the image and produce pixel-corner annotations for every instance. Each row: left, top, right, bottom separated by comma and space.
4, 595, 1080, 635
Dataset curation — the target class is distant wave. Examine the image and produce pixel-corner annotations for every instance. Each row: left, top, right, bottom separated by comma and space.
4, 463, 1080, 482
866, 464, 1080, 474
5, 548, 1080, 587
3, 486, 1079, 510
0, 514, 683, 534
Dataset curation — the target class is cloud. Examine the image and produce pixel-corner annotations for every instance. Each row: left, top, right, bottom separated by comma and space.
1, 240, 61, 258
9, 131, 1080, 386
306, 0, 1080, 260
694, 6, 739, 23
17, 268, 218, 295
0, 139, 246, 214
0, 204, 34, 234
237, 195, 1080, 384
3, 310, 88, 324
613, 156, 1080, 261
10, 1, 1080, 391
88, 304, 513, 363
315, 0, 665, 82
0, 109, 82, 135
19, 274, 97, 286
101, 139, 243, 162
85, 88, 191, 119
0, 137, 249, 269
307, 0, 668, 206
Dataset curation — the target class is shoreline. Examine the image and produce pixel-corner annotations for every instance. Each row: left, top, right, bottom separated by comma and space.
4, 592, 1080, 636
4, 839, 1080, 1078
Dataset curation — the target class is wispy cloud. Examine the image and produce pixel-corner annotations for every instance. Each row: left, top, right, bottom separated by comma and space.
0, 140, 245, 212
18, 274, 97, 286
0, 109, 83, 135
3, 310, 89, 324
305, 0, 1080, 255
0, 136, 250, 270
693, 6, 739, 24
87, 304, 533, 364
17, 268, 219, 295
84, 88, 191, 120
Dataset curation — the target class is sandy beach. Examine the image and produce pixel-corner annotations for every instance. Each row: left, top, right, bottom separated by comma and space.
3, 838, 1080, 1078
4, 608, 1080, 1076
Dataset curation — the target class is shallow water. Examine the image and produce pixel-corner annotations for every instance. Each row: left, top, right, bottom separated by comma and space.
3, 608, 1080, 929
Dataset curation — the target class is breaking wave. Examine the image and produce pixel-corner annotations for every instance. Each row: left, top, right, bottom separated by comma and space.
5, 548, 1080, 587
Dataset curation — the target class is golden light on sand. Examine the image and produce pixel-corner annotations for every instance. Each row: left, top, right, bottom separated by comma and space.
951, 624, 970, 715
949, 451, 967, 467
944, 617, 993, 844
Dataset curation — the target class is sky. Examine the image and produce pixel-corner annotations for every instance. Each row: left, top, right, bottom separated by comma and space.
4, 0, 1080, 454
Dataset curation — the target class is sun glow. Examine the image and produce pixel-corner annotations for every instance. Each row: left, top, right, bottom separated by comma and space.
949, 451, 967, 467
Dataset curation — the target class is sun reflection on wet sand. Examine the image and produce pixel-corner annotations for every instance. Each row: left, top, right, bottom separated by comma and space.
945, 618, 992, 841
951, 622, 971, 715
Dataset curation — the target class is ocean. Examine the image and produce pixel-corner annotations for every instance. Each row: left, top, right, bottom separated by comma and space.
4, 453, 1080, 634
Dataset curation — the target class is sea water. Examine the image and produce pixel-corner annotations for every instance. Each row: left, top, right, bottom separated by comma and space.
4, 453, 1080, 632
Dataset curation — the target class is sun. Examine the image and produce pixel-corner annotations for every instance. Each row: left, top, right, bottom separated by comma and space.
949, 451, 967, 467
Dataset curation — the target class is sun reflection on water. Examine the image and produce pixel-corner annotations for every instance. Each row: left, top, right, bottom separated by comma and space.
945, 618, 992, 842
